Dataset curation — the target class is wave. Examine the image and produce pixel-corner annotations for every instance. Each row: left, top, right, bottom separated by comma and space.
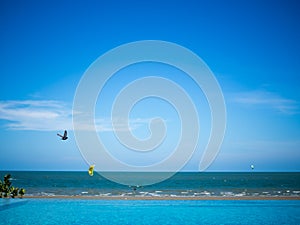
24, 189, 300, 198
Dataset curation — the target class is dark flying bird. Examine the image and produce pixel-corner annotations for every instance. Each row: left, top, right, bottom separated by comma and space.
57, 130, 68, 140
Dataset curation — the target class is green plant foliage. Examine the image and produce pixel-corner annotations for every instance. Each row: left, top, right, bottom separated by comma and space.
0, 174, 25, 198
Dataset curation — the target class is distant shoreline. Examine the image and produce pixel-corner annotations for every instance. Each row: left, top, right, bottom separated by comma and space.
22, 195, 300, 200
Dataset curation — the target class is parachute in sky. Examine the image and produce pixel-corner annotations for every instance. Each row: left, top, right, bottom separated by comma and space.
88, 165, 95, 176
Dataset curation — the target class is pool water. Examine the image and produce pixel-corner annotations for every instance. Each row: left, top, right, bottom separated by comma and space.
1, 199, 300, 225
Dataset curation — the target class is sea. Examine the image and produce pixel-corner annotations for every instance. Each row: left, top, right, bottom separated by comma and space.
0, 172, 300, 224
1, 171, 299, 198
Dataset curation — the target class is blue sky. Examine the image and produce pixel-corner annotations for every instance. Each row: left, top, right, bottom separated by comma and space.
0, 0, 299, 171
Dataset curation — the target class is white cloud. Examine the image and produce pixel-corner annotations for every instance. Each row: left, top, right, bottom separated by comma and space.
95, 117, 153, 132
0, 100, 158, 132
0, 100, 72, 131
232, 90, 299, 114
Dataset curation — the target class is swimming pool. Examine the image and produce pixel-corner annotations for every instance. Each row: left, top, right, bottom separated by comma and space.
1, 199, 300, 225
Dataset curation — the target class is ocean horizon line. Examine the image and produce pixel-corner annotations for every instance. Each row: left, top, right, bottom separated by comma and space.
1, 170, 300, 173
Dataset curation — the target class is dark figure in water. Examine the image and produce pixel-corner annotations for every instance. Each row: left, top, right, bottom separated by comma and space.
57, 130, 68, 140
130, 185, 142, 192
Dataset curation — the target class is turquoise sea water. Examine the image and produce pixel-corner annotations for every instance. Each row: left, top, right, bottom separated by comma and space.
1, 172, 300, 224
0, 171, 299, 197
1, 199, 300, 225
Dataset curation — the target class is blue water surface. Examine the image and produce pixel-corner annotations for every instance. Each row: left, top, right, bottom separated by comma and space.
1, 172, 300, 197
1, 199, 300, 225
